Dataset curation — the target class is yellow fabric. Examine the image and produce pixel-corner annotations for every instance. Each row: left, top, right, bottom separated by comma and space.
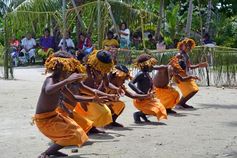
45, 55, 86, 74
133, 98, 167, 120
106, 100, 125, 116
74, 102, 112, 127
177, 79, 199, 97
87, 50, 114, 74
33, 110, 88, 147
155, 86, 180, 109
38, 48, 54, 58
102, 39, 119, 48
56, 103, 93, 133
134, 57, 157, 70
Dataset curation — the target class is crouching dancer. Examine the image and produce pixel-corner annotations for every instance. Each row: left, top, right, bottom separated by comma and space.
33, 52, 104, 158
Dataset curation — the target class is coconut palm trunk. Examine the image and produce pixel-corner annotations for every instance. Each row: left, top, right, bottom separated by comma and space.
205, 0, 212, 33
185, 0, 193, 37
156, 0, 164, 40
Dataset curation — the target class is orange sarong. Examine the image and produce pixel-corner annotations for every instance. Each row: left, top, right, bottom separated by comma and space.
74, 102, 112, 127
133, 98, 167, 120
155, 86, 180, 109
177, 79, 199, 97
56, 103, 93, 133
106, 100, 125, 116
33, 110, 88, 147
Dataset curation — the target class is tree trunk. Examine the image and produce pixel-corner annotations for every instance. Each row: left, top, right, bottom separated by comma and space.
155, 0, 164, 40
185, 0, 193, 37
205, 0, 212, 33
3, 16, 9, 79
97, 0, 102, 49
71, 0, 86, 40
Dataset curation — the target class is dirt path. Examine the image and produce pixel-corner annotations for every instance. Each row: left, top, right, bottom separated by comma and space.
0, 67, 237, 158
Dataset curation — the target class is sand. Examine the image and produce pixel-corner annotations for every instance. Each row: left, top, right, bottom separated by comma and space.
0, 67, 237, 158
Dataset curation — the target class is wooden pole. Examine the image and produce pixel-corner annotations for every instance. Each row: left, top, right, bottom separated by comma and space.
97, 0, 102, 49
3, 16, 9, 79
71, 0, 86, 30
140, 12, 146, 49
105, 0, 119, 38
62, 0, 66, 51
185, 0, 193, 37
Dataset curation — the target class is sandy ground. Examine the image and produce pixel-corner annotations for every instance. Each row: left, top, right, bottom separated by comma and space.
0, 67, 237, 158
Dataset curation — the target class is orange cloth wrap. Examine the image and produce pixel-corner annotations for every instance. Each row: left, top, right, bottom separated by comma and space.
56, 103, 93, 133
33, 110, 88, 147
155, 86, 180, 109
133, 98, 167, 120
106, 100, 125, 116
177, 79, 199, 97
74, 102, 112, 127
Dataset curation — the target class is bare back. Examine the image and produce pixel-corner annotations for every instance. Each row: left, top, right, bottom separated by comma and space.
153, 67, 169, 88
35, 77, 61, 114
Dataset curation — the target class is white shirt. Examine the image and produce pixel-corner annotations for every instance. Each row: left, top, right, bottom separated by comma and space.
58, 38, 75, 48
22, 37, 36, 50
120, 29, 130, 41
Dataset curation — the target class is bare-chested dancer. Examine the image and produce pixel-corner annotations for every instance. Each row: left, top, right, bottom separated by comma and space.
129, 53, 167, 123
34, 52, 106, 158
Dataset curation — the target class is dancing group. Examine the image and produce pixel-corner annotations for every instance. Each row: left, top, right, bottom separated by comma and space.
33, 38, 208, 158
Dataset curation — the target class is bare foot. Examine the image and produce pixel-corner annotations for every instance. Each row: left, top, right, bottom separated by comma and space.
182, 104, 194, 109
38, 153, 49, 158
108, 122, 124, 127
134, 120, 143, 124
88, 127, 105, 134
53, 151, 68, 157
166, 109, 177, 114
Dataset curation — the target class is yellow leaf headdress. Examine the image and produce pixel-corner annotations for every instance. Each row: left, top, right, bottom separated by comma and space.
44, 51, 86, 74
134, 53, 157, 70
86, 50, 114, 74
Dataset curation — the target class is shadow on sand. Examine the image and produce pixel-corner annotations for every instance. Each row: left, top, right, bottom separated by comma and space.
198, 103, 237, 110
224, 121, 237, 128
66, 152, 110, 158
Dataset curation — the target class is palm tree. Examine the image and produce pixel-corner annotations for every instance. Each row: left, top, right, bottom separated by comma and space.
205, 0, 212, 33
185, 0, 193, 37
156, 0, 164, 40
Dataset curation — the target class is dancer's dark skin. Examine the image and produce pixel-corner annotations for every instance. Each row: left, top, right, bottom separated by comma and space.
128, 65, 163, 123
178, 43, 208, 108
36, 63, 105, 158
153, 64, 199, 113
72, 65, 120, 133
103, 68, 151, 127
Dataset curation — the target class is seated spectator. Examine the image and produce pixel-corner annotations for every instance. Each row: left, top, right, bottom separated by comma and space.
10, 36, 20, 66
147, 34, 156, 49
76, 33, 86, 61
83, 32, 93, 55
156, 36, 166, 51
38, 28, 55, 63
132, 32, 141, 50
102, 31, 119, 63
102, 31, 119, 49
21, 33, 36, 64
58, 31, 75, 54
203, 33, 213, 44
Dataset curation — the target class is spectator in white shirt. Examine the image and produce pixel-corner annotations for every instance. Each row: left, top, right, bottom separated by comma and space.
21, 33, 36, 64
119, 22, 130, 49
58, 32, 75, 54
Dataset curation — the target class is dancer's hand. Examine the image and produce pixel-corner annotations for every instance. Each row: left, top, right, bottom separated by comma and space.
66, 73, 85, 83
68, 111, 74, 118
117, 87, 125, 97
199, 62, 208, 68
81, 103, 88, 111
192, 76, 201, 81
